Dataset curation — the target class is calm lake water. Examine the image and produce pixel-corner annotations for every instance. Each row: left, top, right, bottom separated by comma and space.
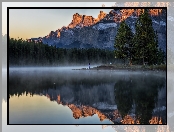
9, 67, 166, 124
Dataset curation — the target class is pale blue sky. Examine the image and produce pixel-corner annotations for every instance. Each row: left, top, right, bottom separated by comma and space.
2, 2, 117, 39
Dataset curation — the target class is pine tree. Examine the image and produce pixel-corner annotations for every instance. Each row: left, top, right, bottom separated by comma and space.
157, 48, 165, 64
133, 9, 159, 65
114, 20, 134, 65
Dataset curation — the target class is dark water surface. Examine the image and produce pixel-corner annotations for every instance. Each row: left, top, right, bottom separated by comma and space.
9, 67, 166, 124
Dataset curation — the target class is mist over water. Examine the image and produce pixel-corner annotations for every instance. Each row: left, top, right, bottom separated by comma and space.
7, 67, 167, 124
9, 65, 98, 72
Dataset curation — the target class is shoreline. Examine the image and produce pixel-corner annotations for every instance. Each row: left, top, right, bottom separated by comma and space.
72, 64, 167, 72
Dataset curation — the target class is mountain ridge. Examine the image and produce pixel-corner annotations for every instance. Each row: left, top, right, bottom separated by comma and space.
27, 9, 166, 51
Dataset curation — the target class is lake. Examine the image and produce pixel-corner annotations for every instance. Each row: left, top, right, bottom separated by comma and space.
8, 67, 166, 124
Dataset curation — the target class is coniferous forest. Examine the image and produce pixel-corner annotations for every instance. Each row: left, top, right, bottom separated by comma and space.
9, 38, 115, 66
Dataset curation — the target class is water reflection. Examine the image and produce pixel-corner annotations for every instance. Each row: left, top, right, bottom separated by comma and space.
114, 76, 166, 124
9, 69, 166, 124
114, 79, 133, 120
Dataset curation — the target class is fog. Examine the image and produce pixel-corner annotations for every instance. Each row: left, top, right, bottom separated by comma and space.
8, 67, 166, 85
9, 66, 165, 72
8, 66, 166, 79
6, 66, 167, 102
1, 66, 166, 104
9, 65, 96, 71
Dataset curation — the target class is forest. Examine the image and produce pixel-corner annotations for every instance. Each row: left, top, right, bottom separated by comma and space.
9, 38, 115, 66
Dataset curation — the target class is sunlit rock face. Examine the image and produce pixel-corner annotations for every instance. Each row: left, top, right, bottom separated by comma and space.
67, 11, 107, 29
29, 9, 166, 51
67, 104, 107, 121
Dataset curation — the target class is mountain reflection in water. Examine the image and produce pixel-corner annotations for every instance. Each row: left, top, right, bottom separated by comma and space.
9, 68, 166, 124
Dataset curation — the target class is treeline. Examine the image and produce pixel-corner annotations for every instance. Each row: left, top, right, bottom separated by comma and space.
114, 9, 166, 65
9, 38, 115, 66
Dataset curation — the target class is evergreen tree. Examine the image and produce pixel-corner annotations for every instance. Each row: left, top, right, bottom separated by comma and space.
133, 9, 159, 65
114, 20, 134, 65
157, 48, 166, 64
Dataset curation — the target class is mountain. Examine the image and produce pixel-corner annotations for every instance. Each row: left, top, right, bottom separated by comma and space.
28, 9, 166, 52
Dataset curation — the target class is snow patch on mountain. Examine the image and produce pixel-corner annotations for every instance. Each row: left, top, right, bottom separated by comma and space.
160, 21, 166, 26
92, 23, 117, 30
152, 20, 166, 26
75, 25, 81, 29
64, 29, 74, 35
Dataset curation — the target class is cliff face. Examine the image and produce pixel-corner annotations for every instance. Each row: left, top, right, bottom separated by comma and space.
67, 11, 107, 28
28, 9, 166, 51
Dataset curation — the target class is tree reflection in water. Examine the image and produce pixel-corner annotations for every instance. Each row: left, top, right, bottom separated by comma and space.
114, 75, 166, 124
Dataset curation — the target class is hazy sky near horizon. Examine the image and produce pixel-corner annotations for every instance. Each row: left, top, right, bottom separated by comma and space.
2, 2, 117, 39
9, 8, 112, 39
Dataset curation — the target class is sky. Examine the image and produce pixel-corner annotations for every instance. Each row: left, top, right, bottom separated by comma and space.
2, 2, 117, 40
9, 8, 112, 39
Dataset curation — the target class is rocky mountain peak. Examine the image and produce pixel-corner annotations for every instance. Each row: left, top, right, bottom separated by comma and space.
95, 10, 107, 22
68, 11, 107, 28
